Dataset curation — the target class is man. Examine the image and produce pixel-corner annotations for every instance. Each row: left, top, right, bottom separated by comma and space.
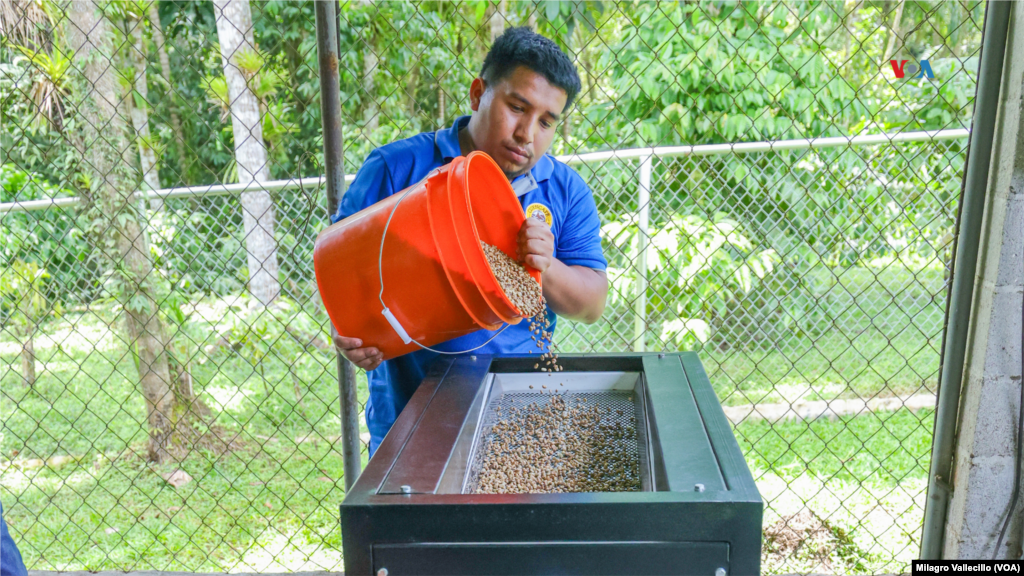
332, 27, 608, 456
1, 503, 27, 576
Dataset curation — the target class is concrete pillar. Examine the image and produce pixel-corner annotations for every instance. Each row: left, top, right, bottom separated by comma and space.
943, 2, 1024, 559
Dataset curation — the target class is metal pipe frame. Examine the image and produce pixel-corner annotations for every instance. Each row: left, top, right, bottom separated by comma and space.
920, 0, 1012, 559
0, 128, 969, 214
314, 0, 362, 491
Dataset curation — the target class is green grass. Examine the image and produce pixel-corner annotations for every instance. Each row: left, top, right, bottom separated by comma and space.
2, 438, 369, 571
737, 406, 933, 486
737, 409, 934, 574
1, 262, 944, 573
2, 298, 371, 571
560, 262, 945, 406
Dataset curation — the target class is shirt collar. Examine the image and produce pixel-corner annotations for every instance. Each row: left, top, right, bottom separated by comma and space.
434, 115, 467, 162
435, 115, 554, 196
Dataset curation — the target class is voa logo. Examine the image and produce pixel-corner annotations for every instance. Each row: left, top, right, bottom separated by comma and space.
889, 59, 935, 79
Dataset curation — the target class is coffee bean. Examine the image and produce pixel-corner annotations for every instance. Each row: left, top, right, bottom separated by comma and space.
471, 394, 640, 495
481, 242, 561, 374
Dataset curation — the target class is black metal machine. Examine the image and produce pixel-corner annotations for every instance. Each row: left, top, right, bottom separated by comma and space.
341, 353, 763, 575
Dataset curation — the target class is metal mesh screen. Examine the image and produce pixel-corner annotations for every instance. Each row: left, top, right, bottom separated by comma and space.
0, 0, 985, 573
466, 390, 642, 495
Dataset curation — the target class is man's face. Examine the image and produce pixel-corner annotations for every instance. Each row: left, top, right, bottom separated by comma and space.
466, 65, 568, 180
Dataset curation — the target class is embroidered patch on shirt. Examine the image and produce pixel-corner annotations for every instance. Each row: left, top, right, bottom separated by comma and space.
525, 203, 553, 227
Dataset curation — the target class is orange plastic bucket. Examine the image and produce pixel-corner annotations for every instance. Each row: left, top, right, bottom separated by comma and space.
313, 151, 541, 361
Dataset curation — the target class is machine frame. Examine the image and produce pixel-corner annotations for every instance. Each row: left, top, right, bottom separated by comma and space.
341, 352, 763, 576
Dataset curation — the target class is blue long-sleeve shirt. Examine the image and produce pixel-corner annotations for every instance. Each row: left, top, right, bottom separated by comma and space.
1, 502, 27, 576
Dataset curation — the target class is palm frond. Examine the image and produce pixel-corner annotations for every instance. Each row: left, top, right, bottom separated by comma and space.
0, 0, 51, 51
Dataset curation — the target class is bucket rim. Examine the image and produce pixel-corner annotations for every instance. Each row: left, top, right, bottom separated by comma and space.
454, 151, 535, 321
426, 157, 503, 331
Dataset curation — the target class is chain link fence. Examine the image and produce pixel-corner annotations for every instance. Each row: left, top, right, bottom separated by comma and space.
0, 0, 985, 573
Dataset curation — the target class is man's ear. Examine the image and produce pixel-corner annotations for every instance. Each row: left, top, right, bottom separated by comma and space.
469, 77, 486, 111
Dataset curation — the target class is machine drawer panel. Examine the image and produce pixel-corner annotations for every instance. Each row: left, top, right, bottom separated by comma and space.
372, 541, 730, 575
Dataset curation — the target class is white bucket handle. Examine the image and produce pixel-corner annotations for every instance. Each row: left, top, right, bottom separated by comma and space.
376, 167, 511, 355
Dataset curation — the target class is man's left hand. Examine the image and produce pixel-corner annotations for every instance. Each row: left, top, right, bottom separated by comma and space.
516, 216, 555, 273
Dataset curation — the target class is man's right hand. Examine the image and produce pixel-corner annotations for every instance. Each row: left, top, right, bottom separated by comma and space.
333, 336, 384, 371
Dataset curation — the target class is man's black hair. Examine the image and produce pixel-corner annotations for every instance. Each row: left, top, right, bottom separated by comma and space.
480, 26, 581, 114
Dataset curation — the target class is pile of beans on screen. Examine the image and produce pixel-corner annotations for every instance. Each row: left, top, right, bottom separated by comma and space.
481, 241, 562, 373
472, 393, 641, 494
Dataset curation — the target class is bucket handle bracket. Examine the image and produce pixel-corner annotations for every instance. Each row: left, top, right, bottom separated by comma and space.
381, 307, 412, 345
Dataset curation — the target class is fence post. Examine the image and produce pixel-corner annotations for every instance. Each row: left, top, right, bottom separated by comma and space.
634, 154, 652, 352
315, 0, 362, 490
920, 0, 1012, 559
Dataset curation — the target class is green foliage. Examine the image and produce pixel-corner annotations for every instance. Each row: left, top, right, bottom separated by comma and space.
9, 43, 70, 133
2, 0, 985, 183
603, 3, 851, 143
0, 259, 61, 337
0, 55, 79, 180
0, 2, 981, 313
604, 212, 778, 348
571, 1, 979, 151
231, 46, 264, 78
202, 75, 229, 116
0, 165, 99, 302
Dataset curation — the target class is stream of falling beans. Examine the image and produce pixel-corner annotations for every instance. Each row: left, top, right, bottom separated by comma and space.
481, 242, 561, 373
475, 242, 641, 493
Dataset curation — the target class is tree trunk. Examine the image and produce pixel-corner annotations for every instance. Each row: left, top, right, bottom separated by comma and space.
168, 346, 209, 418
406, 63, 419, 120
843, 0, 859, 63
213, 0, 281, 307
582, 43, 596, 103
126, 19, 162, 209
20, 334, 35, 387
65, 0, 179, 464
363, 40, 379, 133
121, 306, 178, 463
146, 2, 188, 182
948, 1, 961, 58
884, 0, 905, 60
170, 354, 193, 401
438, 85, 445, 128
489, 0, 507, 43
